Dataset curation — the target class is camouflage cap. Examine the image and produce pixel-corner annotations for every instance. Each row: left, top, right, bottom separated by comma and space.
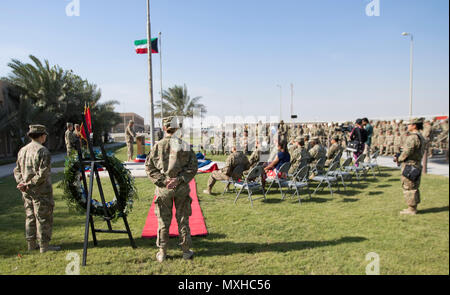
27, 124, 48, 136
295, 136, 303, 142
332, 135, 340, 141
311, 136, 319, 141
406, 117, 425, 125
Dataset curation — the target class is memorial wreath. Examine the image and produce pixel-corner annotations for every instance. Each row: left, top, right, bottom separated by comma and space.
61, 153, 138, 221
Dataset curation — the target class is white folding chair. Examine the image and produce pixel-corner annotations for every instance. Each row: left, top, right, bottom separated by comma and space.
234, 165, 266, 207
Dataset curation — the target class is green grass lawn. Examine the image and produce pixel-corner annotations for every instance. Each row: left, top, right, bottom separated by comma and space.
0, 145, 448, 275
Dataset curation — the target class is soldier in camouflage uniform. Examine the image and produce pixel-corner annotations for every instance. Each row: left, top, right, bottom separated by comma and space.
308, 136, 327, 174
278, 120, 288, 144
421, 120, 433, 157
145, 117, 198, 262
288, 137, 310, 175
325, 135, 342, 167
384, 130, 395, 156
203, 146, 250, 195
65, 122, 77, 156
393, 130, 402, 155
394, 118, 426, 215
126, 120, 137, 162
14, 125, 61, 253
377, 130, 386, 155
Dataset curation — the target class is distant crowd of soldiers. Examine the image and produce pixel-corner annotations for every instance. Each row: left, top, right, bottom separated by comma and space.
201, 117, 449, 159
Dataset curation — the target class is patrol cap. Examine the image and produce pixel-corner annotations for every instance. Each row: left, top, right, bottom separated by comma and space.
311, 136, 319, 141
27, 124, 48, 136
295, 136, 303, 143
163, 116, 181, 131
406, 117, 425, 125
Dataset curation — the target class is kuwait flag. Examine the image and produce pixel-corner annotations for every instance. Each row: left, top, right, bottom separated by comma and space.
134, 38, 158, 54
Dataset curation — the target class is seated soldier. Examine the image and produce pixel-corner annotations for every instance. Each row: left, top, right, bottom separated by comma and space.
288, 137, 308, 175
264, 141, 291, 180
308, 136, 327, 175
325, 135, 343, 167
203, 146, 250, 195
247, 141, 261, 171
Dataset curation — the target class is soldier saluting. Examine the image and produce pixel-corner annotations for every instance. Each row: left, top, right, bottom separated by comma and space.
145, 117, 198, 262
394, 118, 426, 215
13, 125, 61, 253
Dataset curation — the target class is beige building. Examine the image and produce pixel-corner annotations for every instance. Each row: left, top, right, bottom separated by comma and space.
111, 113, 145, 133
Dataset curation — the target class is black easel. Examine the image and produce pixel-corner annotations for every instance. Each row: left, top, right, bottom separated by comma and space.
76, 116, 137, 266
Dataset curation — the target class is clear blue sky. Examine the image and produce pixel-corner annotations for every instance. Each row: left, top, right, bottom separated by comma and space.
0, 0, 448, 124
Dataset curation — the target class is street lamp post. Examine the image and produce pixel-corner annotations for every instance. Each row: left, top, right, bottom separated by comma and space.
276, 84, 282, 121
402, 32, 414, 119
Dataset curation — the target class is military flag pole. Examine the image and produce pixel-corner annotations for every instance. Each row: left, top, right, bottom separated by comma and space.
159, 32, 163, 128
147, 0, 155, 146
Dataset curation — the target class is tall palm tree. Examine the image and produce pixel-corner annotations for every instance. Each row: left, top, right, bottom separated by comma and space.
155, 84, 206, 118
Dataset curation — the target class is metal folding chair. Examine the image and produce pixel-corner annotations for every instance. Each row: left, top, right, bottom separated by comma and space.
265, 162, 291, 199
362, 150, 381, 177
234, 166, 265, 207
343, 154, 366, 183
281, 165, 311, 203
220, 165, 244, 196
310, 162, 340, 196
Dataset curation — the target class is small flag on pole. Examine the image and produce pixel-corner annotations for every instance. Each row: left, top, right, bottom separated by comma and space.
80, 103, 92, 142
134, 38, 158, 54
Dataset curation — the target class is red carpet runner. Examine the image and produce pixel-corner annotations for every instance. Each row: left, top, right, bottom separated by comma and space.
141, 179, 208, 238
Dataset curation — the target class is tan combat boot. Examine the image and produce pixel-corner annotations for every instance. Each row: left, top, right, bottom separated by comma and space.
156, 248, 167, 263
40, 242, 62, 253
202, 189, 212, 195
400, 206, 417, 215
27, 240, 39, 251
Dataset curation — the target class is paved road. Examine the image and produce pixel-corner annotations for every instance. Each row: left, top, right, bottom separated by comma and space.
0, 143, 125, 179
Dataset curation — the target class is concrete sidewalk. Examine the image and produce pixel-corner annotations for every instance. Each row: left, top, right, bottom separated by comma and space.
0, 143, 125, 179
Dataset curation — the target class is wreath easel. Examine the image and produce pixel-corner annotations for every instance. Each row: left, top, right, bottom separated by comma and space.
61, 116, 137, 266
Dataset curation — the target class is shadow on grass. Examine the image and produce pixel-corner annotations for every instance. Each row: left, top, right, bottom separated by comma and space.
368, 191, 384, 196
194, 236, 368, 256
376, 184, 391, 188
387, 178, 400, 182
342, 198, 359, 203
418, 206, 449, 215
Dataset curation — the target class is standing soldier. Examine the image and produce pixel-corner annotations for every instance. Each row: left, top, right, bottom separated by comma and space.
384, 130, 395, 156
13, 125, 61, 253
394, 118, 426, 215
393, 130, 402, 155
126, 120, 137, 162
145, 117, 198, 262
278, 120, 288, 144
65, 123, 76, 156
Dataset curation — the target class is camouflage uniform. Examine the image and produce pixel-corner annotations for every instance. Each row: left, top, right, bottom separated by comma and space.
126, 122, 137, 160
64, 124, 77, 156
308, 138, 326, 173
325, 140, 342, 167
278, 121, 288, 144
206, 150, 250, 192
145, 117, 198, 257
384, 132, 394, 155
13, 125, 54, 250
397, 119, 426, 214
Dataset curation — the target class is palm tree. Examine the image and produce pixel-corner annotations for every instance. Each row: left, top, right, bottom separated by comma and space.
2, 55, 121, 151
155, 84, 206, 118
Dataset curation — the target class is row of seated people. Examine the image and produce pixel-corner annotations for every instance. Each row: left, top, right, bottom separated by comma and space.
203, 135, 344, 195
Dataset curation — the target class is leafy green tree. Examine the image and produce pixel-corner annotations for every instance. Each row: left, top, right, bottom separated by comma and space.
155, 84, 206, 118
1, 55, 121, 152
